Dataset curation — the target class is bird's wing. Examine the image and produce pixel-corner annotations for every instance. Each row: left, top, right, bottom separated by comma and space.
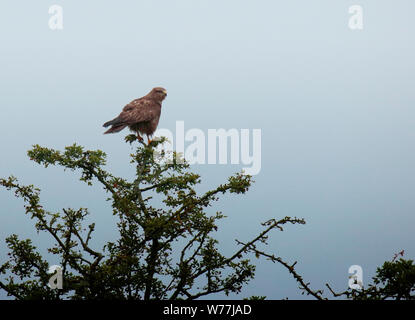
119, 99, 156, 124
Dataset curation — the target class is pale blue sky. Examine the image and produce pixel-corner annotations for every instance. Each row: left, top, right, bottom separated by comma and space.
0, 1, 414, 299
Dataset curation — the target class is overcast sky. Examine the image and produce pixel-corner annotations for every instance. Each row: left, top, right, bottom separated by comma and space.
0, 0, 414, 299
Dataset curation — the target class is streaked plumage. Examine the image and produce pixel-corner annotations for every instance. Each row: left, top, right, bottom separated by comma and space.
103, 87, 167, 142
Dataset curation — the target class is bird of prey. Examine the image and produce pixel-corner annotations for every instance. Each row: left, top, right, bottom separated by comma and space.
103, 87, 167, 143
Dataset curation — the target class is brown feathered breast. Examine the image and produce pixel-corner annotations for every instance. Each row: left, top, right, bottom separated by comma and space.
103, 87, 167, 138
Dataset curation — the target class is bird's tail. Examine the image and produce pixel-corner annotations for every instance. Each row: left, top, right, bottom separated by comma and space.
103, 116, 127, 134
103, 117, 122, 128
104, 124, 127, 134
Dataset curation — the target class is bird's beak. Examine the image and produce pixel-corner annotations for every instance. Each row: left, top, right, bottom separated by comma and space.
163, 89, 167, 95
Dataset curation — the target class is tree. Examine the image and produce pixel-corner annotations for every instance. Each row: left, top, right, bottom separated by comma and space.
327, 256, 415, 300
0, 136, 308, 300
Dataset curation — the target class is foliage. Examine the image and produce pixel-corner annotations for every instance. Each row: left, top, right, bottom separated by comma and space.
0, 136, 306, 300
327, 257, 415, 300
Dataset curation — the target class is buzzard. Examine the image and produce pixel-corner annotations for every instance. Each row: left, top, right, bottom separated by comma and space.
103, 87, 167, 143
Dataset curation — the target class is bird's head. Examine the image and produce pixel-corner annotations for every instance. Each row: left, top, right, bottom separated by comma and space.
149, 87, 167, 101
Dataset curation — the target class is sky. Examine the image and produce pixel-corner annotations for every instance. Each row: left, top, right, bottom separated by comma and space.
0, 0, 414, 299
